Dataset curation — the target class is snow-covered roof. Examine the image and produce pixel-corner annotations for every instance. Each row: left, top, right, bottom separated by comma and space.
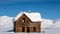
14, 11, 42, 22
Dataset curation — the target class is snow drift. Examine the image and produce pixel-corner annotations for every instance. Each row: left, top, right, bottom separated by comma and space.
0, 16, 13, 32
53, 18, 60, 29
41, 18, 53, 28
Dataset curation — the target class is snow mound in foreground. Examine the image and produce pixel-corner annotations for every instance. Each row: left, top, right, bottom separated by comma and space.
0, 16, 13, 32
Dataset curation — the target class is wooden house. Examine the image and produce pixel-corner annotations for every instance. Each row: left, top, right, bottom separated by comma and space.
13, 11, 42, 33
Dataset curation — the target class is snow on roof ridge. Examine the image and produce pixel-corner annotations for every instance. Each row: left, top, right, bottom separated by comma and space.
14, 11, 42, 22
14, 11, 25, 21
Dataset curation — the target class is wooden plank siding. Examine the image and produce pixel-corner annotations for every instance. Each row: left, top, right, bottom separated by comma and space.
14, 13, 41, 33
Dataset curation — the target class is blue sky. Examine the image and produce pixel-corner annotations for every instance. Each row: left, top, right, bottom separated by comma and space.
0, 0, 60, 20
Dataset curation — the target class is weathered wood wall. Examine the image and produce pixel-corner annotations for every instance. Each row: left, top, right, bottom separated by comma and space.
14, 14, 41, 33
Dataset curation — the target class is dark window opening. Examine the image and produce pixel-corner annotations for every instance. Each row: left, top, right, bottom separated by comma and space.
14, 22, 16, 32
33, 27, 36, 32
22, 18, 25, 23
27, 27, 30, 32
22, 27, 25, 32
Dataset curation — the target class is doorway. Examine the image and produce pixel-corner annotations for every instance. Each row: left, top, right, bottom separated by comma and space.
22, 27, 25, 32
27, 27, 30, 32
33, 27, 36, 32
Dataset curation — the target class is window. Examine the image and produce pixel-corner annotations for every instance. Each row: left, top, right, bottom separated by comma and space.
22, 18, 25, 23
33, 27, 36, 32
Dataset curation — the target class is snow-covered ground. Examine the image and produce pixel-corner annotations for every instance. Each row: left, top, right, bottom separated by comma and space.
0, 28, 60, 34
41, 18, 53, 28
0, 16, 60, 34
53, 18, 60, 29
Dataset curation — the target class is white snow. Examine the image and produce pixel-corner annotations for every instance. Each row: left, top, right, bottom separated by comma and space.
41, 18, 53, 28
0, 16, 13, 32
53, 18, 60, 29
14, 11, 42, 22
